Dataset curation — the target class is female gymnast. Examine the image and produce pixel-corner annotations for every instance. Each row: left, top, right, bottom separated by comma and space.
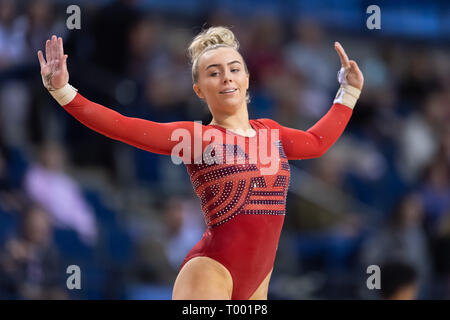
37, 26, 363, 300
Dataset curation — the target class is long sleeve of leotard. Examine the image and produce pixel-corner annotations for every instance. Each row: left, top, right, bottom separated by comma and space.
62, 94, 353, 161
261, 103, 353, 160
60, 93, 198, 156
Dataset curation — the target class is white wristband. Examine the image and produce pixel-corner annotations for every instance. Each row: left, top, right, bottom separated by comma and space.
333, 84, 361, 110
48, 83, 78, 106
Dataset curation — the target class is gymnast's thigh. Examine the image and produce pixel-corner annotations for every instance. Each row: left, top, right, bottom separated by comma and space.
249, 269, 273, 300
172, 256, 234, 300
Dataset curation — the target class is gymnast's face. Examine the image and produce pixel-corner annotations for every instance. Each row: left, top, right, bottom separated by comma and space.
193, 47, 249, 115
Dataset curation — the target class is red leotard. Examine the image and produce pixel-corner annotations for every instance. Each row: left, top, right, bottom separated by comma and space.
61, 93, 353, 299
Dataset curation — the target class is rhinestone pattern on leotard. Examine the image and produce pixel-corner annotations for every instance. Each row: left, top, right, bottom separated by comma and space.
186, 138, 290, 228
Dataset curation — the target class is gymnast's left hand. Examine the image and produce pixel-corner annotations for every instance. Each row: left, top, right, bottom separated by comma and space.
37, 35, 69, 91
334, 41, 364, 90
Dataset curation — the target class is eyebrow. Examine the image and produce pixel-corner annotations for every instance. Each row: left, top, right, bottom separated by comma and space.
205, 60, 241, 70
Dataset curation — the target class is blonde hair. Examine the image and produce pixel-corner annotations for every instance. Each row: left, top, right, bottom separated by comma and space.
188, 26, 250, 103
188, 26, 248, 83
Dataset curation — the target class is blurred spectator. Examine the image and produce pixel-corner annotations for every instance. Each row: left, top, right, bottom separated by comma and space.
130, 195, 204, 290
0, 205, 67, 299
284, 19, 335, 91
91, 0, 141, 76
283, 19, 335, 120
127, 15, 158, 81
360, 193, 432, 298
268, 69, 304, 128
432, 211, 450, 298
24, 141, 97, 245
15, 0, 66, 65
0, 0, 26, 69
0, 82, 31, 148
288, 149, 366, 279
419, 157, 450, 234
0, 148, 27, 214
380, 261, 418, 300
398, 91, 448, 182
24, 0, 52, 53
398, 51, 439, 109
245, 13, 285, 86
163, 196, 204, 270
440, 127, 450, 163
144, 27, 193, 119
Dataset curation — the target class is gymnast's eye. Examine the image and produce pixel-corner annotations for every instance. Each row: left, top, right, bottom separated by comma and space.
231, 68, 240, 73
210, 71, 219, 77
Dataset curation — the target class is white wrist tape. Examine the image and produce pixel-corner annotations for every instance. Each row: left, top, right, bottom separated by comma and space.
333, 84, 360, 110
334, 67, 361, 109
48, 83, 78, 106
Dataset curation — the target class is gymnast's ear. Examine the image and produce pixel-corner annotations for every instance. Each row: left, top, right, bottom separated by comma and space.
193, 83, 205, 99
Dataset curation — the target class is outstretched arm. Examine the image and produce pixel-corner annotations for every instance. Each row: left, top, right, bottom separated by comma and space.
272, 42, 364, 160
60, 94, 196, 155
37, 35, 196, 156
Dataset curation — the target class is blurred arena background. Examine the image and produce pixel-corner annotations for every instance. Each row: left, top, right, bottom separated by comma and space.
0, 0, 449, 299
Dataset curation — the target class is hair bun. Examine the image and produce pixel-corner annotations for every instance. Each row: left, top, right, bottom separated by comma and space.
188, 26, 239, 64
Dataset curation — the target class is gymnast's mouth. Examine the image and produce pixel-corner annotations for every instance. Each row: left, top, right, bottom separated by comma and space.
219, 88, 238, 94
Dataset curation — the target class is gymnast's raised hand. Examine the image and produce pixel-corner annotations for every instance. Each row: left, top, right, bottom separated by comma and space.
37, 35, 69, 91
333, 41, 364, 107
334, 41, 364, 90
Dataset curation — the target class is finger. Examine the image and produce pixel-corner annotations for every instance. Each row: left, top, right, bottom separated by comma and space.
45, 40, 51, 62
37, 50, 46, 68
56, 37, 60, 58
334, 41, 350, 68
48, 37, 54, 62
59, 54, 68, 72
51, 35, 58, 72
349, 60, 364, 89
350, 60, 361, 73
51, 35, 58, 60
58, 37, 64, 58
349, 60, 363, 79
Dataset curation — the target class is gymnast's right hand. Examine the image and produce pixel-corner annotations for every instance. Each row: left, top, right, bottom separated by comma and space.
37, 35, 69, 91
